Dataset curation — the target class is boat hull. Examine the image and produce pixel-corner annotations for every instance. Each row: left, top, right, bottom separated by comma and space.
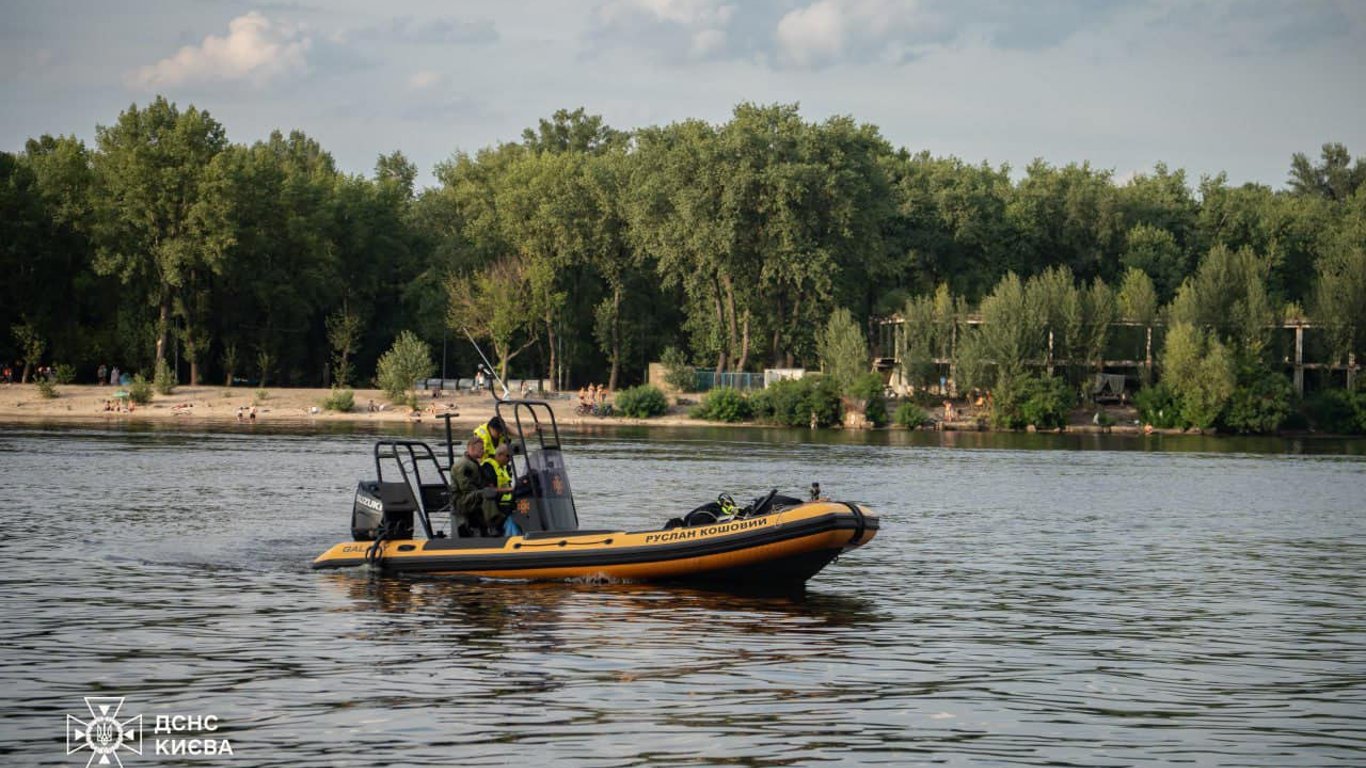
313, 502, 878, 586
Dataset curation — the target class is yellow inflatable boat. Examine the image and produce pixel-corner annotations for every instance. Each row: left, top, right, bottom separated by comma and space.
312, 401, 878, 587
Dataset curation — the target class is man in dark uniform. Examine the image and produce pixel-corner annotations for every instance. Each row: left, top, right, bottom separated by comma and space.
449, 437, 505, 536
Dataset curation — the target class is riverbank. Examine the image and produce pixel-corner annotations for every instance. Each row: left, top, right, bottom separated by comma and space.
0, 382, 1192, 438
0, 383, 731, 430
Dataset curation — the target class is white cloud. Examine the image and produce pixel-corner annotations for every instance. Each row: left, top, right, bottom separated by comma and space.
775, 0, 934, 68
130, 12, 311, 89
599, 0, 735, 28
689, 27, 727, 57
592, 0, 736, 61
408, 69, 447, 91
776, 1, 848, 67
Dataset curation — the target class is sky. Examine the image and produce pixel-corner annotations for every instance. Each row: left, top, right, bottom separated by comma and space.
3, 0, 1364, 189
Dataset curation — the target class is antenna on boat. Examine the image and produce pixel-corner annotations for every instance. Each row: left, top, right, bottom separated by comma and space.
462, 327, 511, 400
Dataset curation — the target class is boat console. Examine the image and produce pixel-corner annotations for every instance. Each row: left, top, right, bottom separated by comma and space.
350, 400, 580, 543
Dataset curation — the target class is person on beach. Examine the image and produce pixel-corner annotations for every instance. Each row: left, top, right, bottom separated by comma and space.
97, 364, 107, 385
450, 437, 505, 536
110, 366, 120, 386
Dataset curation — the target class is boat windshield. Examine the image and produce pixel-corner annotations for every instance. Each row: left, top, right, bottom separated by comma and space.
499, 400, 580, 533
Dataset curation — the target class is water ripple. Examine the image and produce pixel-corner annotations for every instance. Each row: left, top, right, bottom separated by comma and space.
0, 424, 1363, 766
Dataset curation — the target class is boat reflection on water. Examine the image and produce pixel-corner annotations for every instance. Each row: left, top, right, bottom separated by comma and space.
320, 571, 882, 655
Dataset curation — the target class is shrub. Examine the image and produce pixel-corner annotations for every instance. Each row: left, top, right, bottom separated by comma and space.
1302, 390, 1365, 435
615, 385, 669, 418
691, 386, 751, 422
153, 359, 176, 395
893, 401, 928, 428
748, 387, 774, 420
376, 330, 435, 406
1220, 359, 1294, 434
36, 378, 58, 399
254, 388, 270, 404
993, 375, 1073, 430
757, 376, 841, 427
128, 374, 153, 405
1018, 376, 1074, 430
660, 346, 696, 393
54, 363, 76, 384
322, 388, 355, 413
1135, 383, 1182, 429
848, 372, 888, 426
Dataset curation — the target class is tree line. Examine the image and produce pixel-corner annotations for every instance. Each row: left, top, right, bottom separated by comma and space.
2, 98, 1363, 413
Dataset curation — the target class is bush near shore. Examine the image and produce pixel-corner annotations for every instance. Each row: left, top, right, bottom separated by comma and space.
615, 385, 668, 418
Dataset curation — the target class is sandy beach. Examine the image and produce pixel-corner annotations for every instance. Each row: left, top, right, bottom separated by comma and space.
0, 382, 1161, 435
0, 382, 723, 430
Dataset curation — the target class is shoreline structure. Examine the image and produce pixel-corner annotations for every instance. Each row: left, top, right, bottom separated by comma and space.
0, 383, 1239, 437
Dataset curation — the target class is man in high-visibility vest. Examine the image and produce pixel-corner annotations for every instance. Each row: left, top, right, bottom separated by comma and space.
481, 443, 515, 506
473, 416, 508, 459
479, 442, 518, 536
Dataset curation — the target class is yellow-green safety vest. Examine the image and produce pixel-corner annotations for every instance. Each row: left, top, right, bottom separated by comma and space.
482, 457, 513, 504
474, 422, 505, 459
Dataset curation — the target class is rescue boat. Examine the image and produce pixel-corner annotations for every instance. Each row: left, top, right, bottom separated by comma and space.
312, 400, 878, 586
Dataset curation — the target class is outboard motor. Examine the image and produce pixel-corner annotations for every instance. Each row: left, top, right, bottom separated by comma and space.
351, 480, 416, 541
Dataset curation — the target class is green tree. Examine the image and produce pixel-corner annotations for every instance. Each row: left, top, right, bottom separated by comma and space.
582, 150, 645, 389
815, 308, 869, 391
1118, 267, 1159, 325
977, 272, 1046, 387
376, 330, 434, 406
326, 304, 363, 387
1081, 277, 1117, 377
888, 153, 1014, 299
447, 256, 544, 381
1117, 163, 1198, 254
1121, 224, 1186, 302
1161, 323, 1236, 430
1311, 238, 1366, 364
1025, 266, 1083, 378
90, 97, 232, 372
897, 284, 956, 388
1168, 244, 1277, 355
11, 322, 45, 383
1288, 143, 1366, 202
522, 107, 626, 155
1007, 160, 1123, 281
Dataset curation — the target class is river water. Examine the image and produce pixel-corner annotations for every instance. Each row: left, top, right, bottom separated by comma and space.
0, 422, 1363, 766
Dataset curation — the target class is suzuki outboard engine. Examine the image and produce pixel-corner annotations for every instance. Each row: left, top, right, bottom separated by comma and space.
351, 480, 416, 541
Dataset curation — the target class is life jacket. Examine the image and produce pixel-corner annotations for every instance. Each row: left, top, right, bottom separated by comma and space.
481, 457, 513, 504
474, 422, 504, 458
